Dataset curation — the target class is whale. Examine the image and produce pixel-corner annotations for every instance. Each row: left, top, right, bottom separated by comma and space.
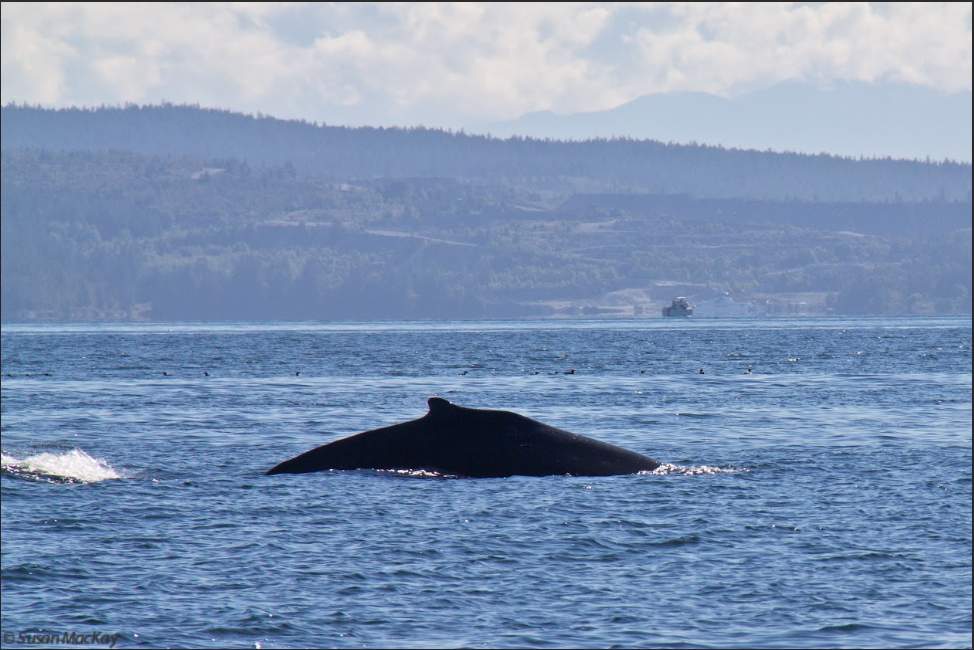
266, 397, 661, 478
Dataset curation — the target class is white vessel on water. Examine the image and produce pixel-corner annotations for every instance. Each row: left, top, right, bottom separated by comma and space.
662, 296, 694, 317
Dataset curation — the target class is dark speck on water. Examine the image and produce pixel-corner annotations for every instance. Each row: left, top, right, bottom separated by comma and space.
1, 317, 971, 649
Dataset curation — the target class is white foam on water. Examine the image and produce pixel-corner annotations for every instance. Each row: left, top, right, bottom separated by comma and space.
377, 468, 457, 478
645, 463, 748, 476
1, 449, 123, 483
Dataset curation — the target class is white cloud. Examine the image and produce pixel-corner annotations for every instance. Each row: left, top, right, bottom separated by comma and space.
619, 2, 973, 97
1, 6, 76, 104
1, 2, 970, 127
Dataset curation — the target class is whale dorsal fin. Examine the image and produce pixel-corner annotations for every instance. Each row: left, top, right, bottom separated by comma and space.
428, 397, 460, 417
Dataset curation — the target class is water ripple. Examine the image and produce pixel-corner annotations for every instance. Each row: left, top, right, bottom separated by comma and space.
2, 318, 970, 649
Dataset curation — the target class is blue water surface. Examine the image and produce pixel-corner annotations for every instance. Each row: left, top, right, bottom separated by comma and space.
1, 317, 971, 649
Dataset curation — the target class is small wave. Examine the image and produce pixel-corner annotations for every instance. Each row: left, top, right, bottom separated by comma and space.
1, 449, 122, 483
645, 463, 748, 475
374, 468, 457, 479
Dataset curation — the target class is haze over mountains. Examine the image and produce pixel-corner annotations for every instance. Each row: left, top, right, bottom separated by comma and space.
1, 97, 971, 322
474, 81, 973, 164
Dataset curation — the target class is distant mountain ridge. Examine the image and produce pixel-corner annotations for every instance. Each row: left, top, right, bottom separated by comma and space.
2, 115, 970, 321
474, 81, 973, 164
1, 103, 970, 203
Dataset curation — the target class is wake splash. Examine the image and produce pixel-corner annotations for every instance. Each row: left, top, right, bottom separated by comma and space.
645, 463, 748, 476
378, 466, 746, 478
1, 449, 122, 483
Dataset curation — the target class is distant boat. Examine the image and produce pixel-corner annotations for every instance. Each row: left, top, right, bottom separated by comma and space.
662, 296, 694, 317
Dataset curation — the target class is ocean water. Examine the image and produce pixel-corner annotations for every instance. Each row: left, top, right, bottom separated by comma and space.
1, 317, 971, 649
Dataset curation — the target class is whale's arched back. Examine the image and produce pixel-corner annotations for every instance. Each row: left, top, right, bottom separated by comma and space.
266, 397, 661, 478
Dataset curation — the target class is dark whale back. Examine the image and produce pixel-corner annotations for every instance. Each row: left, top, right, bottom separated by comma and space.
266, 397, 660, 477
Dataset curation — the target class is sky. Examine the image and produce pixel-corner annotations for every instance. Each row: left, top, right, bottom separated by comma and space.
2, 2, 972, 141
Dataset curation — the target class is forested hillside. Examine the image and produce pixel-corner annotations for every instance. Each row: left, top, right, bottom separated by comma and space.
2, 143, 970, 321
3, 104, 971, 202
